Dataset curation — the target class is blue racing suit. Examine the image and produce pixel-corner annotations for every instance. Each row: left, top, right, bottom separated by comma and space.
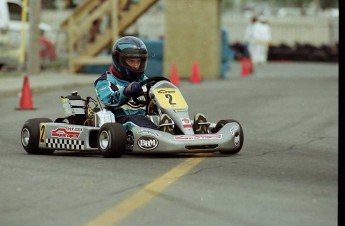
94, 71, 157, 130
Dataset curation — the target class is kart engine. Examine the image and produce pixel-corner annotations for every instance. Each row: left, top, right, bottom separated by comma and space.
61, 91, 99, 126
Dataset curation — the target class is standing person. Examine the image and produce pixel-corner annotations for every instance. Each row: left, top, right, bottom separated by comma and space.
94, 36, 209, 134
245, 15, 272, 65
257, 15, 272, 64
250, 15, 272, 65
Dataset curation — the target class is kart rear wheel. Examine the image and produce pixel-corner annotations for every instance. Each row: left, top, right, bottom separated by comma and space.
21, 118, 55, 155
214, 119, 244, 155
97, 123, 127, 158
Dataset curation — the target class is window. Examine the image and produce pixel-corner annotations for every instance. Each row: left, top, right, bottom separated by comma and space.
8, 3, 23, 21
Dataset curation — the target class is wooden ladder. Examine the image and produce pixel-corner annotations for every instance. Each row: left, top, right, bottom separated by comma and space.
60, 0, 159, 72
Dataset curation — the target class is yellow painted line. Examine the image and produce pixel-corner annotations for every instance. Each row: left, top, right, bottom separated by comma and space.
83, 155, 211, 226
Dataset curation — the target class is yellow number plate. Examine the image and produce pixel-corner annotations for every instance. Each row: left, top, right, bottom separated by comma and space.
39, 124, 46, 144
153, 88, 188, 109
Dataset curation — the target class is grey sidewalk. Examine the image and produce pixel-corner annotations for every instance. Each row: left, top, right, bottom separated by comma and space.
0, 70, 99, 98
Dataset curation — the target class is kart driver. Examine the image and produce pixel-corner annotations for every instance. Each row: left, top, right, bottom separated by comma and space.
94, 36, 209, 134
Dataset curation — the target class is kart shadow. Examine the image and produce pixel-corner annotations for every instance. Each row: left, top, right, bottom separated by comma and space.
126, 152, 228, 159
49, 151, 100, 158
50, 151, 231, 159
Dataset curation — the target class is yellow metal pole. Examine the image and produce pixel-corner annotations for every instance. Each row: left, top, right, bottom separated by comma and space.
111, 0, 119, 44
19, 0, 28, 64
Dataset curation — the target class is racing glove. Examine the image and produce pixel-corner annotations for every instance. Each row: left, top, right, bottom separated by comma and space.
123, 82, 143, 98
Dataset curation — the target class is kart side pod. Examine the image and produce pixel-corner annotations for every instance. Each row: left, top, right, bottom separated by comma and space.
95, 110, 116, 127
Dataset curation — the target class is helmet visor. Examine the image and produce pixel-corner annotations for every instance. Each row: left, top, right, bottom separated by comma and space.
118, 49, 147, 73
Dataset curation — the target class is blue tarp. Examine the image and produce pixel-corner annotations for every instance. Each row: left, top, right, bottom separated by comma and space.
142, 38, 164, 77
82, 32, 234, 79
220, 29, 235, 79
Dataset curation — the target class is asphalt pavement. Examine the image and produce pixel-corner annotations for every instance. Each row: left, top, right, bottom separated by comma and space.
0, 60, 338, 226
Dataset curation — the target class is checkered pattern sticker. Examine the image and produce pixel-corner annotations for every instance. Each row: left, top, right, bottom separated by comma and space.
46, 138, 85, 150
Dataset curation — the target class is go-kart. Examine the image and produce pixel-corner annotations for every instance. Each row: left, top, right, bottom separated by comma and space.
20, 77, 244, 158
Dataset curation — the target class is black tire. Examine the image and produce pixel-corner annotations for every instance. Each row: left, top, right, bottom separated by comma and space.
97, 123, 127, 158
214, 119, 244, 155
21, 118, 55, 155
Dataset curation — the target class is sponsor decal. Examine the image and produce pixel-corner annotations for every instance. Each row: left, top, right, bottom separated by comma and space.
174, 109, 186, 113
51, 127, 82, 139
229, 125, 239, 135
137, 136, 159, 150
137, 129, 160, 137
157, 90, 176, 94
174, 134, 222, 140
181, 118, 192, 128
234, 135, 240, 147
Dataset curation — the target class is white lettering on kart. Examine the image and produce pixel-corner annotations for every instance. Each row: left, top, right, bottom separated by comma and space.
137, 129, 160, 137
137, 136, 159, 150
229, 125, 239, 135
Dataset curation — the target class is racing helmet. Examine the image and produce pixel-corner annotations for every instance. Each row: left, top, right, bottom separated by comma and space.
111, 36, 148, 81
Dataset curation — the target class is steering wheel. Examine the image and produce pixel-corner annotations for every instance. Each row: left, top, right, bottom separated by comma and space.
132, 76, 170, 105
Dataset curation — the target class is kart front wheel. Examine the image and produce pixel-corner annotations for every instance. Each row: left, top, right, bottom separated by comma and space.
214, 119, 244, 155
21, 118, 55, 155
97, 123, 127, 158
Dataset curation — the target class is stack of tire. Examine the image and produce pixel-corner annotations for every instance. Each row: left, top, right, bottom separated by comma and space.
231, 42, 338, 62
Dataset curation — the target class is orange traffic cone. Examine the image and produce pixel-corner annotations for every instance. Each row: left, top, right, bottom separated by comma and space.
169, 63, 180, 86
241, 57, 251, 77
190, 61, 201, 83
16, 75, 36, 110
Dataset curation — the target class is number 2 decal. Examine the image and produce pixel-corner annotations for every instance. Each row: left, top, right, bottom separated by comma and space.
165, 94, 176, 105
39, 124, 46, 144
153, 88, 188, 109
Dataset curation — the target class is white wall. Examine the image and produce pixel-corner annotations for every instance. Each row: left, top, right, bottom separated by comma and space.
128, 10, 338, 46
